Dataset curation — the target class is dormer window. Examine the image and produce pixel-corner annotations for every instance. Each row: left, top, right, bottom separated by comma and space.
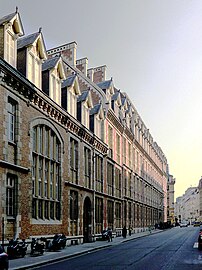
42, 56, 65, 106
50, 71, 61, 105
111, 91, 121, 117
62, 74, 80, 118
77, 90, 93, 128
6, 31, 16, 67
95, 115, 102, 138
68, 90, 77, 117
0, 11, 24, 67
126, 113, 131, 128
28, 52, 41, 89
90, 104, 104, 139
83, 102, 89, 127
17, 31, 47, 89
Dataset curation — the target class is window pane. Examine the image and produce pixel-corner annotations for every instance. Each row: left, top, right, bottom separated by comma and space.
8, 100, 16, 142
6, 175, 16, 217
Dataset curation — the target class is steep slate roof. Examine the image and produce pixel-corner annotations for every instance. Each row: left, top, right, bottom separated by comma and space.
77, 90, 89, 103
121, 96, 127, 105
17, 32, 40, 49
0, 12, 16, 25
90, 103, 101, 115
97, 79, 113, 90
42, 57, 60, 71
0, 11, 24, 36
111, 90, 120, 101
62, 74, 76, 88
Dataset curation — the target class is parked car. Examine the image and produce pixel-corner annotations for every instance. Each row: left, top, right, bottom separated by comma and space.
180, 222, 188, 228
194, 221, 201, 227
0, 245, 9, 270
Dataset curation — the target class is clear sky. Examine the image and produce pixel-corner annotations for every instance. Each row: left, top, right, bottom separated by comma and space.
1, 0, 202, 199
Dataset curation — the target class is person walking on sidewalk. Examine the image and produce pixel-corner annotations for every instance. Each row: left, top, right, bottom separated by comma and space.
107, 228, 113, 242
122, 226, 127, 238
129, 226, 132, 236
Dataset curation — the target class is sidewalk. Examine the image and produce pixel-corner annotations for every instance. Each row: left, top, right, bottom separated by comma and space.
9, 229, 163, 270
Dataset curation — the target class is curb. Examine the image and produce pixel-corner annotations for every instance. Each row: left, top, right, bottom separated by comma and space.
10, 230, 164, 270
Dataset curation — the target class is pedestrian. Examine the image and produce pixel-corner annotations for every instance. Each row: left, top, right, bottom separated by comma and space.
122, 225, 127, 238
107, 228, 113, 242
129, 226, 132, 236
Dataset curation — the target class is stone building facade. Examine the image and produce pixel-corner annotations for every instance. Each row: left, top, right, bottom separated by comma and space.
175, 187, 199, 224
167, 174, 175, 225
0, 9, 169, 242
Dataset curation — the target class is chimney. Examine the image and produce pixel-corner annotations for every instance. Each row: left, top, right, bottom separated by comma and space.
87, 68, 94, 81
47, 41, 77, 67
76, 57, 88, 76
92, 65, 107, 83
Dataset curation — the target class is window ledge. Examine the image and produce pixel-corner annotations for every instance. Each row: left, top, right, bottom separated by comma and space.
7, 216, 16, 221
8, 141, 17, 147
0, 160, 30, 173
31, 218, 62, 225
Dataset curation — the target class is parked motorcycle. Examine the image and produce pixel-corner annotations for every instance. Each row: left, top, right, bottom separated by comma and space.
0, 245, 9, 270
30, 238, 45, 255
7, 239, 27, 258
47, 234, 67, 251
198, 229, 202, 250
101, 229, 112, 241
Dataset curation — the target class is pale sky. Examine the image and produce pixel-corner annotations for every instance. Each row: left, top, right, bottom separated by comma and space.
1, 0, 202, 199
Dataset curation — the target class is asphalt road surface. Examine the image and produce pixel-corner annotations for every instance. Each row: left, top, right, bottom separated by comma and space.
35, 226, 202, 270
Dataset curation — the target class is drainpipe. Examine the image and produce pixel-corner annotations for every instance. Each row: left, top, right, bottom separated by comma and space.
1, 217, 4, 250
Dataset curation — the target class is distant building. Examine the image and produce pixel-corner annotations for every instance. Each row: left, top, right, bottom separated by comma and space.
198, 177, 202, 221
175, 187, 199, 224
167, 174, 175, 225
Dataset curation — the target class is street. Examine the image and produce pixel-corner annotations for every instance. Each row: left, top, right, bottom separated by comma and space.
34, 226, 202, 270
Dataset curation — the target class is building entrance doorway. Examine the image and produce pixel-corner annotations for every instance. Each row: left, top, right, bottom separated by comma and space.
83, 197, 92, 243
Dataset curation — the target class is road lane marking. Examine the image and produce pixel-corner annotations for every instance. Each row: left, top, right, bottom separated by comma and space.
193, 242, 198, 248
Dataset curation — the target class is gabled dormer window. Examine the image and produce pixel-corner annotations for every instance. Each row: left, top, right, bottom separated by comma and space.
94, 107, 104, 139
50, 69, 61, 105
2, 11, 24, 67
17, 30, 47, 89
62, 75, 80, 117
27, 51, 41, 89
6, 31, 16, 67
78, 91, 93, 128
42, 56, 65, 106
126, 113, 131, 128
111, 91, 121, 117
106, 86, 114, 109
83, 102, 89, 128
68, 89, 77, 118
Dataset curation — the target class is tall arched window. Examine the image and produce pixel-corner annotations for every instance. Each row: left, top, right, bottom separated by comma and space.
32, 124, 61, 220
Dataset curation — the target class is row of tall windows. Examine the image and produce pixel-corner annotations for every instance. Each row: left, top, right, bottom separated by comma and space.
32, 125, 61, 220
